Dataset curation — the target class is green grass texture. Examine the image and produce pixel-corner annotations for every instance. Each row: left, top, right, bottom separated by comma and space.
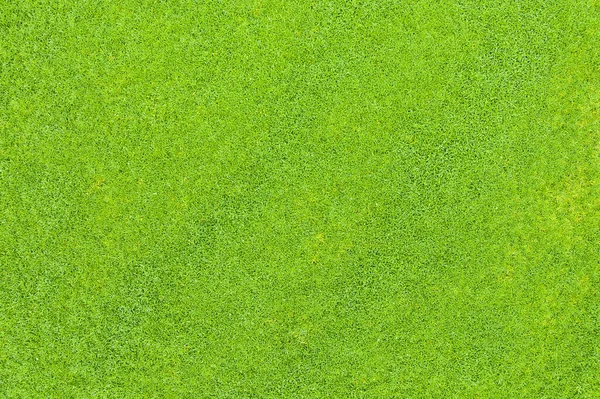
2, 0, 600, 397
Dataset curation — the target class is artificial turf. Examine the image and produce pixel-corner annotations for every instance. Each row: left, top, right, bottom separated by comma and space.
1, 0, 600, 397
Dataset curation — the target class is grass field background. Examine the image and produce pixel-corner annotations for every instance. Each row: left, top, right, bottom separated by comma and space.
1, 0, 600, 397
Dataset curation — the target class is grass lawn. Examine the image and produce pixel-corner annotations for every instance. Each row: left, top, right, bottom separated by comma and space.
1, 0, 600, 397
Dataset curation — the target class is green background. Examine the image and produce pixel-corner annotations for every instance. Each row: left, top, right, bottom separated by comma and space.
1, 0, 600, 397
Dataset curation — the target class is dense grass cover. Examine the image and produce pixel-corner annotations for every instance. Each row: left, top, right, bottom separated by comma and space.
1, 0, 600, 397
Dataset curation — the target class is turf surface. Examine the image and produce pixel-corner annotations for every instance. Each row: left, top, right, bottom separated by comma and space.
2, 0, 600, 397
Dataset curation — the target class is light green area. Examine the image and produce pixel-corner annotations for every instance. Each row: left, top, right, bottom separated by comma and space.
1, 0, 600, 397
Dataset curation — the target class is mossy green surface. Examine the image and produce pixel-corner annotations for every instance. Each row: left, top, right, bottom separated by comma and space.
1, 0, 600, 397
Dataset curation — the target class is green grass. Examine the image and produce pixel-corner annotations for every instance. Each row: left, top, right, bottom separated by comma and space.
1, 0, 600, 397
